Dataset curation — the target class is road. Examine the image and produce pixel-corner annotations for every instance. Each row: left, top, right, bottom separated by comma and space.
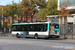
0, 37, 75, 50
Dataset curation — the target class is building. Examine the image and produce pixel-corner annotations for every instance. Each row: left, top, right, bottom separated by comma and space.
47, 0, 75, 36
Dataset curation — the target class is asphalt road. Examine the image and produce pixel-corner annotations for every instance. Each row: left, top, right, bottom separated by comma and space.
0, 37, 75, 50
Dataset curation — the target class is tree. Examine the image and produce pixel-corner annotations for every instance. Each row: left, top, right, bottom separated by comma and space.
47, 0, 58, 15
20, 0, 47, 22
30, 0, 47, 22
4, 1, 19, 23
39, 8, 47, 21
0, 7, 5, 27
18, 0, 30, 22
16, 3, 24, 23
0, 7, 5, 16
3, 17, 10, 33
36, 0, 47, 9
33, 13, 41, 22
57, 0, 72, 38
39, 0, 58, 21
21, 0, 37, 22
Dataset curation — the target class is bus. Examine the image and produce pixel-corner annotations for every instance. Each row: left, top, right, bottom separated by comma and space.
11, 22, 60, 39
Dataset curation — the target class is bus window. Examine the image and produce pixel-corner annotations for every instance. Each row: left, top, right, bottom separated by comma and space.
12, 26, 16, 31
34, 24, 44, 31
44, 24, 48, 31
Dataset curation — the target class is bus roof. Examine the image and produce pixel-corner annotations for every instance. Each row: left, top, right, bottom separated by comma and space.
12, 22, 50, 25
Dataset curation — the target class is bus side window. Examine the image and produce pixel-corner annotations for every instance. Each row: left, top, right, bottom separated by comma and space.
39, 26, 44, 31
41, 28, 43, 31
30, 26, 34, 31
27, 28, 30, 31
24, 27, 27, 31
12, 26, 16, 31
22, 27, 24, 31
44, 24, 47, 31
16, 25, 21, 31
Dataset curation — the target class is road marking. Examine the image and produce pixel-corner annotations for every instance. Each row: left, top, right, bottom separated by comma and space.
0, 41, 75, 50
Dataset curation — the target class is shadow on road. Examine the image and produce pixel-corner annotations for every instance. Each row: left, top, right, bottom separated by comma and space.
20, 37, 65, 40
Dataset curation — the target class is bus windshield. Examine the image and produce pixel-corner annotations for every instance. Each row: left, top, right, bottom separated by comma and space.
50, 23, 59, 29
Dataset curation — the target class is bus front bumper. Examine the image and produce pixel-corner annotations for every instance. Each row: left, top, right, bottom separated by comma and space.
49, 35, 60, 38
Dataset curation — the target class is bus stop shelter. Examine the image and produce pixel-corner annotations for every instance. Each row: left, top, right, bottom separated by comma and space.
47, 15, 75, 38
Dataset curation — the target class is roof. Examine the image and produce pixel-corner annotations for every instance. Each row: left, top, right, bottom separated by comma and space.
12, 22, 50, 25
47, 15, 62, 18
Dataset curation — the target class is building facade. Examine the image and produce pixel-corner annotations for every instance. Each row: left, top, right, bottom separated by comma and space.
47, 0, 75, 37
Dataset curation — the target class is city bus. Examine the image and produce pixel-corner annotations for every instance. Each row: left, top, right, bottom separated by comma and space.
11, 22, 60, 39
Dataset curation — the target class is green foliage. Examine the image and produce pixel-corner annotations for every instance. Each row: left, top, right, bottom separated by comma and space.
0, 7, 5, 16
36, 0, 47, 9
5, 1, 18, 17
5, 1, 24, 23
4, 0, 58, 23
3, 17, 10, 28
19, 0, 31, 22
39, 0, 58, 21
21, 0, 47, 22
4, 2, 17, 23
16, 5, 24, 18
47, 0, 58, 15
64, 37, 68, 39
21, 0, 37, 22
39, 8, 47, 21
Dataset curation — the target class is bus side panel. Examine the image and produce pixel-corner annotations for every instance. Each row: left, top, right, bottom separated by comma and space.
11, 31, 21, 37
29, 32, 49, 38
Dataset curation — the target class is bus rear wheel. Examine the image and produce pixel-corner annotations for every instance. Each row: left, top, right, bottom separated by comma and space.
34, 34, 38, 39
16, 33, 21, 38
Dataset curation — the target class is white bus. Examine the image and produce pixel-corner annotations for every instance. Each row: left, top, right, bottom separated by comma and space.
11, 22, 60, 39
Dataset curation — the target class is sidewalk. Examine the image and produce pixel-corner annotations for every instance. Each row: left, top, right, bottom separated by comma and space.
0, 33, 11, 37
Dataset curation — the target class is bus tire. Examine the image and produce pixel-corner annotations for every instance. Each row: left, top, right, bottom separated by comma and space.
34, 34, 38, 39
16, 33, 21, 38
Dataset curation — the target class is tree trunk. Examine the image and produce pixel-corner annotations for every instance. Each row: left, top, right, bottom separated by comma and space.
4, 27, 6, 33
12, 14, 15, 24
64, 17, 67, 38
4, 27, 6, 36
18, 15, 19, 23
30, 12, 36, 22
9, 27, 11, 33
26, 13, 28, 22
31, 15, 33, 22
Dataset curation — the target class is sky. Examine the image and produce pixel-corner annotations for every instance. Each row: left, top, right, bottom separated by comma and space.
0, 0, 22, 6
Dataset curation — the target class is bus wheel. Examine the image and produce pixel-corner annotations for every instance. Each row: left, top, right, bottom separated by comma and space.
16, 33, 20, 38
34, 34, 38, 39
